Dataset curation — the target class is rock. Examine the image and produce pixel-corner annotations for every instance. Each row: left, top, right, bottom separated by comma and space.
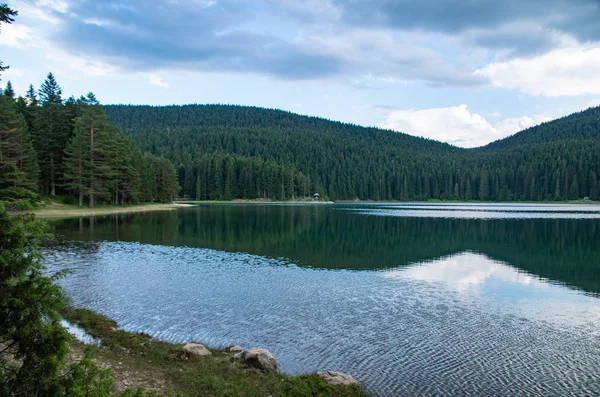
228, 345, 243, 352
317, 371, 358, 386
234, 347, 279, 372
183, 343, 212, 356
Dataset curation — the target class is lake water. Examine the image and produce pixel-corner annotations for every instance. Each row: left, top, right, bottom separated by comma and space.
43, 203, 600, 396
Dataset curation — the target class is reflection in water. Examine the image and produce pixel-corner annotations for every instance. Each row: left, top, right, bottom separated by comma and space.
49, 204, 600, 294
43, 242, 600, 396
390, 252, 538, 292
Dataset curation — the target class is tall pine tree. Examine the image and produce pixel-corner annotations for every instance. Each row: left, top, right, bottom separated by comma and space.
0, 94, 39, 200
35, 73, 70, 196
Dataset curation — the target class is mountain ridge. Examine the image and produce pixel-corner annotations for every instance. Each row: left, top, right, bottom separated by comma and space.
104, 104, 600, 202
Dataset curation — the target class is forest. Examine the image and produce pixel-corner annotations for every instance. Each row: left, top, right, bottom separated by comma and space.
104, 104, 600, 202
0, 76, 179, 206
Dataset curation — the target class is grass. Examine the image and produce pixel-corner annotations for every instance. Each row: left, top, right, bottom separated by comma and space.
62, 308, 366, 397
31, 200, 191, 218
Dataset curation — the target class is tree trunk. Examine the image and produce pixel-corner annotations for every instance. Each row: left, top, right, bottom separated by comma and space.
79, 191, 83, 207
89, 121, 94, 207
50, 155, 56, 196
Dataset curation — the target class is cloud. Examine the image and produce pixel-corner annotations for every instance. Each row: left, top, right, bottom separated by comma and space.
385, 251, 537, 293
0, 23, 35, 48
147, 73, 169, 89
476, 44, 600, 97
33, 0, 342, 80
378, 104, 547, 148
265, 0, 342, 21
296, 28, 487, 86
335, 0, 600, 57
9, 0, 600, 92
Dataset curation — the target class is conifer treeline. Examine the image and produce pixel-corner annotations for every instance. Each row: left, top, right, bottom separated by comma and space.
105, 104, 600, 201
0, 75, 179, 205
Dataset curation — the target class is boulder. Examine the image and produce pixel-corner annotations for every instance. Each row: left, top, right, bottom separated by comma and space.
183, 343, 212, 356
317, 371, 358, 386
228, 345, 243, 352
234, 347, 279, 372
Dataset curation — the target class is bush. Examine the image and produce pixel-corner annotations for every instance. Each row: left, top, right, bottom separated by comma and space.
62, 194, 77, 205
0, 210, 70, 395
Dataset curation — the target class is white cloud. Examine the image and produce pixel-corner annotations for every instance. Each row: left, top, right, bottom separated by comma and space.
2, 68, 24, 78
385, 252, 537, 293
0, 24, 36, 48
588, 99, 600, 107
147, 73, 170, 89
475, 44, 600, 97
296, 28, 485, 86
36, 0, 69, 14
11, 0, 66, 23
269, 0, 341, 20
378, 104, 548, 148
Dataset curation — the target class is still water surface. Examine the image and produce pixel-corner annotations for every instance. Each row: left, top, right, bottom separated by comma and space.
44, 203, 600, 396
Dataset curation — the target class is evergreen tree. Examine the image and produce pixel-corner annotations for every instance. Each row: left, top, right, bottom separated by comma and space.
35, 73, 70, 196
590, 171, 599, 200
3, 80, 14, 97
26, 83, 37, 104
0, 95, 39, 200
62, 116, 91, 206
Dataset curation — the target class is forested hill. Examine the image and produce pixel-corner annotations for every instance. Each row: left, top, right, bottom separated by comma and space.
104, 104, 600, 202
104, 104, 458, 153
0, 74, 180, 207
479, 106, 600, 151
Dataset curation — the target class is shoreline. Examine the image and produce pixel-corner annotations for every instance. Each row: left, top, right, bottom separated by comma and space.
32, 202, 194, 218
62, 308, 365, 396
29, 198, 600, 219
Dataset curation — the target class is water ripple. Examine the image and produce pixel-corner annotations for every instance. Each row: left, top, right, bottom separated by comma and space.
43, 243, 600, 396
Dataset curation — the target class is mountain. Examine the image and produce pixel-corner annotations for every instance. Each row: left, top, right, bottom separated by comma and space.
479, 106, 600, 151
104, 104, 600, 202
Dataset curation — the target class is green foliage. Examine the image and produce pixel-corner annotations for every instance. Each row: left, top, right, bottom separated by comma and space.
0, 71, 180, 206
61, 353, 116, 397
182, 153, 306, 200
3, 81, 14, 97
0, 210, 70, 395
62, 307, 366, 397
0, 209, 188, 396
105, 104, 600, 202
0, 94, 40, 201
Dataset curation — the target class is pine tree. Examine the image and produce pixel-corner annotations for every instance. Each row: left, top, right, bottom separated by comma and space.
35, 73, 70, 196
589, 171, 598, 200
0, 95, 39, 200
63, 117, 91, 206
38, 73, 62, 105
26, 84, 37, 105
3, 80, 14, 97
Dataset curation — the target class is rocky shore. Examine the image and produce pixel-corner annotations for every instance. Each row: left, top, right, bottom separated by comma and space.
62, 308, 364, 396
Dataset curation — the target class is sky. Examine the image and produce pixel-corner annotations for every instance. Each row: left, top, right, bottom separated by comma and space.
2, 0, 600, 148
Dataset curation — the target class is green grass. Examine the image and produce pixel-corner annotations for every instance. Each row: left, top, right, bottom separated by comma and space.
62, 308, 366, 397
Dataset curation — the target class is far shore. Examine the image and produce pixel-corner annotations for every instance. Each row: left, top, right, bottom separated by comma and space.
29, 198, 600, 219
32, 202, 193, 218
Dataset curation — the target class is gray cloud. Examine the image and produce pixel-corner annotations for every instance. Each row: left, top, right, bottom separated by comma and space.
23, 0, 600, 84
333, 0, 600, 56
45, 0, 342, 79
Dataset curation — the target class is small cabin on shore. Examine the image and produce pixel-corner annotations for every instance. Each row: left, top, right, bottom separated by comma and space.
313, 193, 320, 200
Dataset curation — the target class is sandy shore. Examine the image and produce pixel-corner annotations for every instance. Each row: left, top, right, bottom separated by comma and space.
32, 203, 193, 218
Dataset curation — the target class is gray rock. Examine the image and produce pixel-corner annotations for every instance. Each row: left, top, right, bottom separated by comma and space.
234, 347, 279, 372
228, 345, 243, 352
317, 371, 358, 386
183, 343, 212, 356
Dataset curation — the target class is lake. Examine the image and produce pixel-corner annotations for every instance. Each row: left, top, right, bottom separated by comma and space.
43, 203, 600, 396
